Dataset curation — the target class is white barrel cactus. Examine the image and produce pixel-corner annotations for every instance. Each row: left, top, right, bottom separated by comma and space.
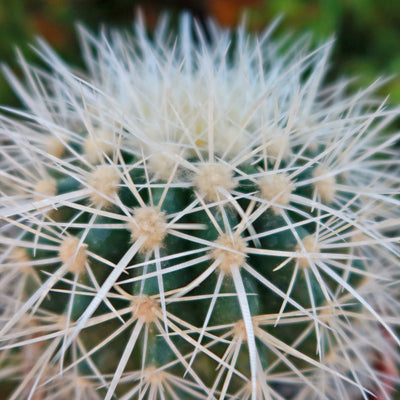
0, 14, 399, 400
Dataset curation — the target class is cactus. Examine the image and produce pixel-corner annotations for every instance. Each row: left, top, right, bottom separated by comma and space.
0, 14, 399, 400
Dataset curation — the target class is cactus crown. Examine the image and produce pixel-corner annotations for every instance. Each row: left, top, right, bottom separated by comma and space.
0, 14, 399, 400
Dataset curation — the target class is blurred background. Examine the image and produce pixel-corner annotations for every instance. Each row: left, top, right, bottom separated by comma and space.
1, 1, 400, 106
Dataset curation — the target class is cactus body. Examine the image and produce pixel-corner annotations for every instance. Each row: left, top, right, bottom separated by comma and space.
0, 15, 400, 400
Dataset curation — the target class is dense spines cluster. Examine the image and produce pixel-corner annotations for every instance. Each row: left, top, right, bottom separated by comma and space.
0, 14, 399, 400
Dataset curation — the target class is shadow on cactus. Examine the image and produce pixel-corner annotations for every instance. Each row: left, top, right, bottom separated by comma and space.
0, 14, 399, 400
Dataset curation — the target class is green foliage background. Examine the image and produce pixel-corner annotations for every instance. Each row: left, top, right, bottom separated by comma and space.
250, 1, 400, 104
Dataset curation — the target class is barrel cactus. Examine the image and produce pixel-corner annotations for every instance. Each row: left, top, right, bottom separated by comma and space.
0, 14, 399, 400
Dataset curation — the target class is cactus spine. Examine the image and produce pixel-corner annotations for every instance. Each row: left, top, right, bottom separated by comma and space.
0, 15, 399, 400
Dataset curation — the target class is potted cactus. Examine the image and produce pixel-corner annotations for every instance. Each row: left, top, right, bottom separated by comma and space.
0, 14, 399, 399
